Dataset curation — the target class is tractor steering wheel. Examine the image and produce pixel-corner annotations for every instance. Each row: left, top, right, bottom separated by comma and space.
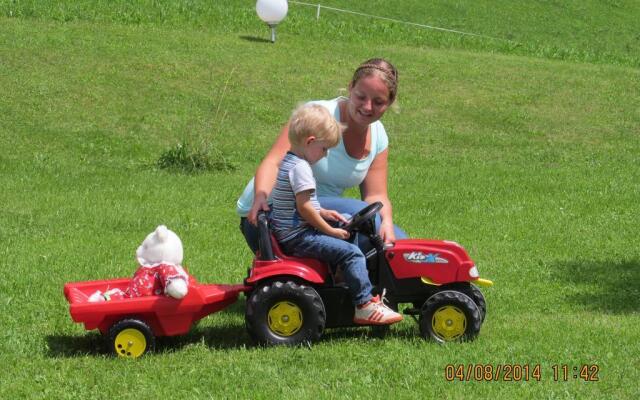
341, 202, 383, 233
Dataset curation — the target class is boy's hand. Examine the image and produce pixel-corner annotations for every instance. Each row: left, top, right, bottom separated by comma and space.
320, 209, 348, 224
328, 227, 350, 240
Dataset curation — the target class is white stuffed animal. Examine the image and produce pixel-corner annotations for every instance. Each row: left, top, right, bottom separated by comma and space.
88, 225, 190, 302
133, 225, 189, 299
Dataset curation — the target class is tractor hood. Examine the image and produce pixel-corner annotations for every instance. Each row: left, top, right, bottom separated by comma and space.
385, 239, 476, 285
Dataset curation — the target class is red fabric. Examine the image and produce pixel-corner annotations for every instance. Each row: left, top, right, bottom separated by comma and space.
127, 264, 187, 298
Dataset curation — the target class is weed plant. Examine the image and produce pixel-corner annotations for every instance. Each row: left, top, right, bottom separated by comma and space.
157, 141, 236, 173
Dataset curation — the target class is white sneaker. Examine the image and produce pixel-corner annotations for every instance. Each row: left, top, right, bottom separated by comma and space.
354, 295, 403, 325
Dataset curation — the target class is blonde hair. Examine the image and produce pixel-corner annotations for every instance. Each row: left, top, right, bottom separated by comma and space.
350, 58, 399, 103
288, 104, 342, 147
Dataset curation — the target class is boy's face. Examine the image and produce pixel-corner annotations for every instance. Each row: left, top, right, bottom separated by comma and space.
304, 137, 330, 164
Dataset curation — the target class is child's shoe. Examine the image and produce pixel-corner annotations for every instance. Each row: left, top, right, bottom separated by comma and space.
353, 295, 403, 325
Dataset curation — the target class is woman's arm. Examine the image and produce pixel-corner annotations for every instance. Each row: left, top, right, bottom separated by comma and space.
247, 124, 291, 225
359, 149, 396, 244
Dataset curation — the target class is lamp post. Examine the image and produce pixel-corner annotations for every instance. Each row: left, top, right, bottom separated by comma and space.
256, 0, 288, 43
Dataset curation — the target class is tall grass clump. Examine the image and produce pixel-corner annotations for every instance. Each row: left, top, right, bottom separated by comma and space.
156, 141, 236, 173
157, 68, 237, 174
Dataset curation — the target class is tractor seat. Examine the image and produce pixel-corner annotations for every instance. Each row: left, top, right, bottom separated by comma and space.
256, 212, 331, 278
257, 211, 276, 261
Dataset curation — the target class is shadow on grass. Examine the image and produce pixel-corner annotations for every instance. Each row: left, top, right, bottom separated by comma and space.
45, 323, 251, 358
221, 299, 245, 315
45, 301, 423, 357
46, 323, 422, 358
46, 332, 105, 357
323, 324, 420, 342
550, 259, 640, 313
161, 322, 249, 351
238, 35, 271, 43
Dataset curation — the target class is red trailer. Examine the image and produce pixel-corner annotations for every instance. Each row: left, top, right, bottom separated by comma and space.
64, 277, 247, 358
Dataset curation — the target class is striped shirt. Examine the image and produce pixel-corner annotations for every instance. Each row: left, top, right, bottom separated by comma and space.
271, 152, 321, 243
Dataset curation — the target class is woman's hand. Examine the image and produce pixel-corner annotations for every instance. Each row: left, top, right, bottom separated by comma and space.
247, 195, 270, 226
320, 209, 349, 224
379, 220, 396, 245
360, 149, 396, 245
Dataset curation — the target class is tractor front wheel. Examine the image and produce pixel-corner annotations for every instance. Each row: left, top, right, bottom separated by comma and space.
419, 290, 481, 343
449, 283, 487, 322
464, 284, 487, 322
245, 280, 326, 346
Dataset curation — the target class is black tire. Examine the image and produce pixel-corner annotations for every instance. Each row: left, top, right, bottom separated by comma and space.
245, 280, 326, 346
419, 290, 481, 343
449, 283, 487, 322
108, 319, 155, 358
465, 284, 487, 322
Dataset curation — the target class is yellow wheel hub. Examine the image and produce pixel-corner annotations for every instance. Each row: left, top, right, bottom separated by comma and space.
114, 328, 147, 358
268, 301, 303, 337
432, 305, 467, 341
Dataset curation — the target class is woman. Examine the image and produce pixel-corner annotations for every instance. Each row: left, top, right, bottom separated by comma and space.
237, 58, 407, 252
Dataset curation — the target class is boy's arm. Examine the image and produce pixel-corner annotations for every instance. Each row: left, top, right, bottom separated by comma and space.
296, 191, 349, 239
319, 208, 349, 224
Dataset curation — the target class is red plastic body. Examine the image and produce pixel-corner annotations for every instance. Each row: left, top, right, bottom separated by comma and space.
246, 237, 480, 287
64, 276, 247, 336
65, 238, 482, 338
385, 239, 477, 284
246, 236, 329, 285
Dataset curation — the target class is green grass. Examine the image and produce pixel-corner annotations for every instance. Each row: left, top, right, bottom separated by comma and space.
2, 0, 639, 67
1, 1, 639, 399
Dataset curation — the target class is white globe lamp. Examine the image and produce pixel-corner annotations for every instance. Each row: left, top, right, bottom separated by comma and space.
256, 0, 288, 43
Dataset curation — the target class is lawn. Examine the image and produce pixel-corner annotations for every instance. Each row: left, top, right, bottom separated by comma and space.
1, 1, 639, 399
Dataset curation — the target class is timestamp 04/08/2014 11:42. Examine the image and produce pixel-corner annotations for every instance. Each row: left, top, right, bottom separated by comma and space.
444, 364, 600, 382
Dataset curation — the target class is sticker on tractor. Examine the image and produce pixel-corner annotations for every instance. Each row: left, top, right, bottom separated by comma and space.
403, 252, 448, 264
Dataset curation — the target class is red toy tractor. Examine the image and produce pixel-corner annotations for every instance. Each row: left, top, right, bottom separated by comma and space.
244, 202, 493, 345
64, 202, 492, 357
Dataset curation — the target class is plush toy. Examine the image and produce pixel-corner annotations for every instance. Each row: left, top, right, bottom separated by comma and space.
89, 225, 190, 302
131, 225, 189, 299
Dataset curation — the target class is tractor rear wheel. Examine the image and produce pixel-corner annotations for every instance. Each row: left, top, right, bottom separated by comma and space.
419, 290, 481, 343
245, 280, 326, 346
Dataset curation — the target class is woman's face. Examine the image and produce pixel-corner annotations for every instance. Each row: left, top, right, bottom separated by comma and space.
347, 75, 391, 126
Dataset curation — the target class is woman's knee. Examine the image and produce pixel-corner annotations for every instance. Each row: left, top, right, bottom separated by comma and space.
318, 196, 408, 239
239, 218, 259, 253
318, 197, 367, 216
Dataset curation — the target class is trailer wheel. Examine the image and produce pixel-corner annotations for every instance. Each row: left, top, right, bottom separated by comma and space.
419, 291, 481, 343
246, 280, 325, 346
108, 319, 155, 358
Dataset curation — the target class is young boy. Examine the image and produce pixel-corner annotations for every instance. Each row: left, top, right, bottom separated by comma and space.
271, 104, 402, 325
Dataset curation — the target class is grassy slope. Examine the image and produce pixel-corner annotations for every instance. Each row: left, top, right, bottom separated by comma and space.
1, 1, 639, 399
2, 0, 639, 67
314, 0, 640, 65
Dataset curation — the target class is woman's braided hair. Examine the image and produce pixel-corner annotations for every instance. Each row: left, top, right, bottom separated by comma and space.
350, 58, 399, 103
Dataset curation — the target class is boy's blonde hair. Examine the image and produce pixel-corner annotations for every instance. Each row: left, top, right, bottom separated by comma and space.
288, 104, 342, 147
